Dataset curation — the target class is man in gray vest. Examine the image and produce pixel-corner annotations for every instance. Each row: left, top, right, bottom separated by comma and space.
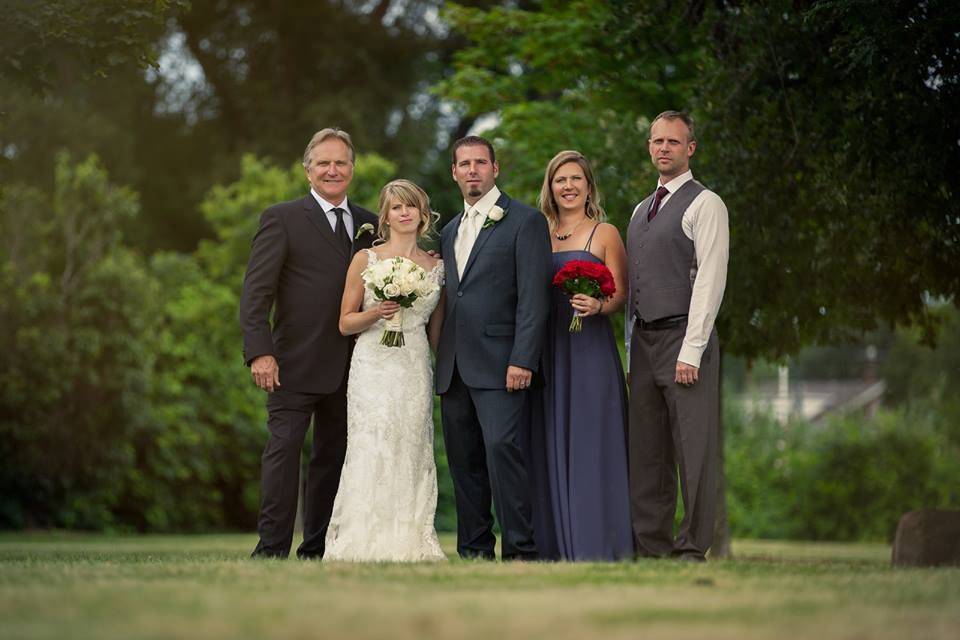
626, 111, 729, 562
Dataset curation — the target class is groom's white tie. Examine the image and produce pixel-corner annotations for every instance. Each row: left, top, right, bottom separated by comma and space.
455, 208, 482, 279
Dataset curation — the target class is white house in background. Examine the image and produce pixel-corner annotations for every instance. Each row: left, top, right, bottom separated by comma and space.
740, 365, 886, 425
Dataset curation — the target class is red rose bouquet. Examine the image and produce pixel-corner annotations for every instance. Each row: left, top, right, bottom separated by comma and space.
551, 260, 616, 332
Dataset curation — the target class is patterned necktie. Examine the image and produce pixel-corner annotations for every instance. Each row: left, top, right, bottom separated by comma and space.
647, 186, 670, 222
332, 207, 351, 252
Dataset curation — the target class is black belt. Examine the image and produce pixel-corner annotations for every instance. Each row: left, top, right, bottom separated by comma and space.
634, 314, 688, 331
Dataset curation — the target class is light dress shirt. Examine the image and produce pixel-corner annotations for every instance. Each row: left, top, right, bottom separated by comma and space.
454, 184, 502, 279
310, 188, 354, 239
629, 170, 729, 368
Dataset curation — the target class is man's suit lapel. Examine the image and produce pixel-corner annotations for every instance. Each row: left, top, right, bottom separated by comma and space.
445, 213, 463, 291
303, 195, 350, 259
460, 193, 510, 284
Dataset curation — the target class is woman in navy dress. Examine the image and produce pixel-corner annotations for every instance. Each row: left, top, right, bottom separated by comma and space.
529, 150, 633, 561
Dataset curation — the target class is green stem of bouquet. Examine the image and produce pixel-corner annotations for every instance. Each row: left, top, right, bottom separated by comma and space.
381, 329, 405, 347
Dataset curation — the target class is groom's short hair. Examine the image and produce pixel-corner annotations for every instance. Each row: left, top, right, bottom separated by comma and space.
451, 135, 496, 165
303, 128, 356, 167
650, 111, 696, 142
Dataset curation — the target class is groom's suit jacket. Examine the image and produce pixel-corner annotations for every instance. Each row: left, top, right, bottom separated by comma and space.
239, 194, 378, 394
435, 191, 552, 393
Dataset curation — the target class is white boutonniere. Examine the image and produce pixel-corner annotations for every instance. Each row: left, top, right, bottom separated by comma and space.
355, 222, 375, 240
481, 205, 506, 230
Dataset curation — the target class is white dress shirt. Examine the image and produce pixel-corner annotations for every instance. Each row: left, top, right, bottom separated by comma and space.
455, 184, 502, 279
630, 170, 729, 368
311, 188, 354, 239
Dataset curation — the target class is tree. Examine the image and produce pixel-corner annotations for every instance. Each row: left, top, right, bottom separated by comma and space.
0, 149, 399, 531
433, 0, 960, 555
0, 0, 186, 94
1, 1, 504, 253
0, 153, 161, 529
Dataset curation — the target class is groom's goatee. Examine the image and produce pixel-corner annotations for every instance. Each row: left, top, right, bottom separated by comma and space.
469, 187, 482, 197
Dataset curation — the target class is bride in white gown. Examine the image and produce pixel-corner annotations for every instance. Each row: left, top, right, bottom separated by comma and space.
324, 179, 446, 562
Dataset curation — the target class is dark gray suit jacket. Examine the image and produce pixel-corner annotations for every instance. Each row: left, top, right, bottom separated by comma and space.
435, 191, 551, 393
239, 194, 378, 394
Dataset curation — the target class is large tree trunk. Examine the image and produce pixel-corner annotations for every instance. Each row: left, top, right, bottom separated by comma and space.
711, 359, 733, 558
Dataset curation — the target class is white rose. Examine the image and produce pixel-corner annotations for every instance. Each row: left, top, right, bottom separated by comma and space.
399, 278, 416, 296
382, 282, 401, 298
379, 263, 397, 285
417, 281, 435, 297
487, 205, 505, 222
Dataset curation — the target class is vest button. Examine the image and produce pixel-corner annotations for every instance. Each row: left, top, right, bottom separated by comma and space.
457, 291, 463, 297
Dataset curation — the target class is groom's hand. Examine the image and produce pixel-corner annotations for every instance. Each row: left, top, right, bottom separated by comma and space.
505, 365, 532, 392
251, 355, 281, 392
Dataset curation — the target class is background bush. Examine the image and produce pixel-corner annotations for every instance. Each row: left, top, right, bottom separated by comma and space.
3, 154, 958, 538
725, 401, 960, 542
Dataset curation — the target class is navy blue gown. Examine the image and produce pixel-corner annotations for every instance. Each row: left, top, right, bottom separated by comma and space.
530, 227, 633, 561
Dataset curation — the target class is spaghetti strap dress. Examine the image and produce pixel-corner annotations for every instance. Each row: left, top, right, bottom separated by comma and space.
529, 224, 633, 561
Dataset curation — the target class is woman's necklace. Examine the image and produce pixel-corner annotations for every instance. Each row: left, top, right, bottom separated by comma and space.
555, 216, 586, 241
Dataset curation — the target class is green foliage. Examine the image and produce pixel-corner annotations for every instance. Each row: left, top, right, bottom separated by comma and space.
1, 1, 472, 253
0, 153, 160, 529
0, 0, 186, 93
691, 0, 960, 359
883, 305, 960, 407
432, 399, 456, 532
1, 151, 397, 531
725, 404, 960, 542
435, 0, 960, 362
435, 1, 681, 232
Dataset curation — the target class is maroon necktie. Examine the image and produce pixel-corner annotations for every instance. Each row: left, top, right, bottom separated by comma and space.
647, 186, 670, 222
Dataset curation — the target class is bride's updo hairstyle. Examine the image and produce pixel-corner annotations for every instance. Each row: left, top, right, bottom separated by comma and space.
376, 179, 437, 242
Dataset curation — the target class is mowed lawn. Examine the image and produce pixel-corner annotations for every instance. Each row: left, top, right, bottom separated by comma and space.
1, 532, 958, 639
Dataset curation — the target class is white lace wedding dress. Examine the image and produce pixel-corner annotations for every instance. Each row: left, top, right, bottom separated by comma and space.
324, 250, 446, 562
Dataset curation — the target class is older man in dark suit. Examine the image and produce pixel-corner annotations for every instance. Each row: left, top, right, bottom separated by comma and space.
239, 128, 378, 559
435, 135, 552, 560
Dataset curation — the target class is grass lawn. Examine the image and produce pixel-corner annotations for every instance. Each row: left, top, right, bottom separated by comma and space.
1, 532, 958, 639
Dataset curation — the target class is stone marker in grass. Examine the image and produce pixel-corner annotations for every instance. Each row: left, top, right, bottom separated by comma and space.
892, 508, 960, 567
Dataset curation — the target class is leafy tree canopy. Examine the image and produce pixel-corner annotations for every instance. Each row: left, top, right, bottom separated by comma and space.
435, 0, 960, 360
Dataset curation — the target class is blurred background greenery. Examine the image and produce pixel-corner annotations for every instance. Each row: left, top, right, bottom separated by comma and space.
1, 0, 958, 542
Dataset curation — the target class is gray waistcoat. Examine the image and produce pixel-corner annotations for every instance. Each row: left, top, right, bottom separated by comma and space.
626, 179, 706, 322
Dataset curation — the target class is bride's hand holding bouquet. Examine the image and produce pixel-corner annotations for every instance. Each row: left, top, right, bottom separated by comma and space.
362, 256, 437, 347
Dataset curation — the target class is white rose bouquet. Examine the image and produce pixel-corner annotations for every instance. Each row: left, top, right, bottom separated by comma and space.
361, 257, 437, 347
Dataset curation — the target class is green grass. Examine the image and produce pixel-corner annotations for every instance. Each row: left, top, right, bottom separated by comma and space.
1, 533, 958, 639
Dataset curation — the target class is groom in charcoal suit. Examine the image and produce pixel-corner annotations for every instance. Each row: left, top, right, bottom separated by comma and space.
239, 128, 378, 559
435, 135, 552, 560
